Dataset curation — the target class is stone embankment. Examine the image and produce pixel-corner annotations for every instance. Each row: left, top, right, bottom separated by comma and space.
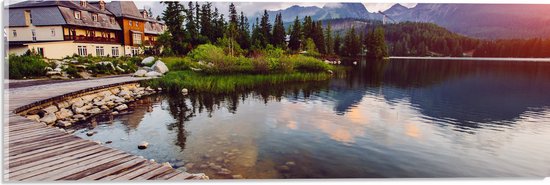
20, 83, 159, 130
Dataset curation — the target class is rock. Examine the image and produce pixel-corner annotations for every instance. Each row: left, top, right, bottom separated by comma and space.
216, 168, 231, 175
145, 86, 153, 91
55, 101, 70, 109
285, 161, 296, 166
46, 71, 61, 76
56, 120, 72, 128
66, 129, 76, 134
26, 115, 40, 122
118, 90, 131, 97
116, 66, 125, 72
86, 107, 102, 114
150, 159, 156, 163
210, 165, 222, 171
98, 61, 115, 70
111, 111, 119, 115
115, 104, 128, 111
86, 131, 95, 136
100, 105, 109, 110
110, 88, 121, 95
162, 162, 172, 168
202, 154, 210, 159
43, 105, 59, 114
141, 56, 155, 65
184, 163, 194, 169
277, 165, 290, 173
69, 97, 85, 107
39, 113, 57, 124
73, 114, 85, 120
145, 71, 162, 77
138, 141, 149, 149
152, 60, 169, 74
157, 88, 162, 91
81, 94, 96, 102
105, 140, 112, 144
232, 175, 244, 179
215, 157, 223, 163
55, 108, 73, 120
181, 88, 188, 95
133, 69, 147, 77
199, 164, 208, 169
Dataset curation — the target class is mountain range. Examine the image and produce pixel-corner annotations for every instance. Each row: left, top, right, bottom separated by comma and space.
260, 3, 550, 39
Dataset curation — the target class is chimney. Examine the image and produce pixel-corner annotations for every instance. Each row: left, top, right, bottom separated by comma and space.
99, 0, 105, 11
142, 10, 147, 18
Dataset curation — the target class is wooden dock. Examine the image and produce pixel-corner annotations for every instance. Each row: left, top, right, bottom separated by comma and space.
3, 77, 206, 181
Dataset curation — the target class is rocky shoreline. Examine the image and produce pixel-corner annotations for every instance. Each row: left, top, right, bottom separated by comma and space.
21, 83, 159, 131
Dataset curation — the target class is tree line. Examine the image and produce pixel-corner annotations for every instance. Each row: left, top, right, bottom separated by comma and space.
158, 2, 388, 59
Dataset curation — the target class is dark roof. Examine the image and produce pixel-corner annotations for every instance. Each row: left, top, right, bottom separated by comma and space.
104, 1, 147, 21
7, 0, 121, 30
58, 6, 121, 30
9, 0, 111, 15
144, 21, 164, 35
9, 6, 67, 26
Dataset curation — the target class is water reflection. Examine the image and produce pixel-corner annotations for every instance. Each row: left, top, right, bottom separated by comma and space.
75, 59, 550, 178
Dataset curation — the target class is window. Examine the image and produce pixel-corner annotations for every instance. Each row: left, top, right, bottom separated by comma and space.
12, 30, 17, 37
92, 14, 98, 22
75, 11, 81, 19
111, 47, 119, 57
37, 47, 44, 56
31, 29, 36, 41
135, 22, 139, 27
78, 46, 87, 56
50, 28, 55, 37
110, 17, 115, 24
95, 46, 104, 56
132, 33, 142, 45
129, 20, 132, 26
131, 47, 139, 56
25, 10, 32, 24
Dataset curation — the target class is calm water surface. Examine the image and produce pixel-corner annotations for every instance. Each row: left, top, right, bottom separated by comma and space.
75, 59, 550, 178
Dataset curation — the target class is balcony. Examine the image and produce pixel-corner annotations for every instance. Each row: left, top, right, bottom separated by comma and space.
64, 35, 119, 44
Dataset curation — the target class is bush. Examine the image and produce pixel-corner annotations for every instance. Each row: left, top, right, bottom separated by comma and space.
291, 55, 332, 72
8, 54, 49, 79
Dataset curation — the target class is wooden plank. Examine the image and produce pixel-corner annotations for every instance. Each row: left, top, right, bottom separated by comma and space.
97, 162, 150, 180
9, 139, 86, 159
7, 127, 60, 139
8, 145, 106, 175
12, 149, 124, 181
111, 163, 163, 180
151, 170, 181, 180
8, 130, 67, 145
131, 165, 173, 180
9, 135, 75, 155
26, 152, 130, 181
59, 156, 139, 180
168, 172, 195, 180
76, 157, 145, 181
9, 141, 94, 167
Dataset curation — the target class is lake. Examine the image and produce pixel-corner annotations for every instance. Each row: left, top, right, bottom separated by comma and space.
74, 59, 550, 178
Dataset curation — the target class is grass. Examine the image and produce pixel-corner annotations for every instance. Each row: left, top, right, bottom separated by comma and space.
8, 54, 50, 79
142, 70, 332, 94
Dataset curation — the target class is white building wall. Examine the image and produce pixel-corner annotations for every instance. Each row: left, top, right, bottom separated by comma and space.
8, 25, 64, 42
8, 41, 124, 59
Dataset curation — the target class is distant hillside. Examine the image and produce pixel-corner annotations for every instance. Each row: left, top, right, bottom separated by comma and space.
383, 3, 550, 39
253, 3, 550, 39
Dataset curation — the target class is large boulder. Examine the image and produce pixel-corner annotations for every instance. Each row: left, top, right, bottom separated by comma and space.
55, 108, 73, 120
133, 69, 147, 77
43, 105, 59, 114
152, 60, 169, 74
145, 71, 163, 77
141, 56, 155, 65
98, 61, 115, 70
115, 104, 128, 111
39, 113, 57, 124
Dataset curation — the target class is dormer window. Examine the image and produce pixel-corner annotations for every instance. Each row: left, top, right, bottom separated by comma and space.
110, 17, 115, 24
129, 20, 132, 26
74, 11, 81, 19
136, 22, 139, 27
92, 14, 98, 22
80, 0, 87, 8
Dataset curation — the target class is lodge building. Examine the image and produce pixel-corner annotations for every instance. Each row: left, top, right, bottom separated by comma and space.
5, 0, 165, 59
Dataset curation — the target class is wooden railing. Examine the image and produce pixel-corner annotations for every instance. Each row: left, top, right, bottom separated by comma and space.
64, 35, 118, 44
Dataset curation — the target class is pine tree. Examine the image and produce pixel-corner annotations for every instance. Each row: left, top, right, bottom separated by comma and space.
161, 2, 185, 55
288, 16, 302, 52
185, 2, 199, 46
325, 23, 334, 55
250, 18, 262, 50
259, 10, 272, 48
334, 34, 342, 56
312, 21, 325, 54
238, 11, 251, 50
365, 26, 389, 59
226, 3, 239, 56
200, 3, 213, 42
271, 13, 286, 48
344, 26, 360, 58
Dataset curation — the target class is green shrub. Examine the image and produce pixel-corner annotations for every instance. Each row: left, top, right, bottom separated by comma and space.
8, 54, 49, 79
63, 65, 81, 78
292, 55, 332, 72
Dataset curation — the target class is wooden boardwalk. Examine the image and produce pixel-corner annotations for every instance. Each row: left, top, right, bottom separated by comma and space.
3, 77, 206, 181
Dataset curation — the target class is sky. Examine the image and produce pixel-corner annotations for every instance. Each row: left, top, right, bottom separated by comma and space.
133, 1, 418, 18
